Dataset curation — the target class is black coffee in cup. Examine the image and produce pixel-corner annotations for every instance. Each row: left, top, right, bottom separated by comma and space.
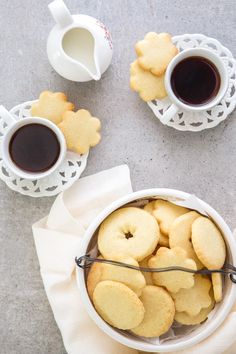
170, 56, 221, 105
9, 123, 60, 173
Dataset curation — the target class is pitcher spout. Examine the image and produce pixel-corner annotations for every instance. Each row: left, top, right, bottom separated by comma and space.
90, 68, 101, 81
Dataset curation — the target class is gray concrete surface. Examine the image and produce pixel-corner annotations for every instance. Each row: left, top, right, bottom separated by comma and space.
0, 1, 236, 353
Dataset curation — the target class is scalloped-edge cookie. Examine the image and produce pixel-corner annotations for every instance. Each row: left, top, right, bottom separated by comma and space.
148, 247, 197, 293
130, 60, 167, 101
171, 274, 212, 316
135, 32, 178, 76
152, 200, 189, 236
58, 109, 101, 154
31, 91, 74, 124
131, 285, 175, 337
175, 291, 215, 325
98, 207, 159, 261
191, 217, 226, 269
87, 255, 146, 298
169, 211, 203, 269
93, 280, 145, 330
144, 201, 169, 246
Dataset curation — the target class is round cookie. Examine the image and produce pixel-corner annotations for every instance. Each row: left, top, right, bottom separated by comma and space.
87, 256, 146, 298
191, 217, 226, 269
93, 280, 145, 330
212, 273, 223, 303
148, 247, 197, 293
98, 207, 159, 261
175, 293, 215, 325
171, 275, 212, 316
169, 211, 203, 269
131, 285, 175, 337
139, 256, 153, 285
152, 200, 189, 235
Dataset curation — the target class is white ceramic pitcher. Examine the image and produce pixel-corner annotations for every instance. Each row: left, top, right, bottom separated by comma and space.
47, 0, 113, 82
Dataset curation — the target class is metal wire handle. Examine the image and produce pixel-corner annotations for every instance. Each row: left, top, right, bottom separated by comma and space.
75, 255, 236, 284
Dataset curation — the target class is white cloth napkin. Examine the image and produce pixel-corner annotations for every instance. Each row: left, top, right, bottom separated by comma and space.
32, 165, 236, 354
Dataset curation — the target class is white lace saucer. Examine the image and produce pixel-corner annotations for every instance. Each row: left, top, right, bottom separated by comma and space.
0, 100, 88, 197
148, 33, 236, 131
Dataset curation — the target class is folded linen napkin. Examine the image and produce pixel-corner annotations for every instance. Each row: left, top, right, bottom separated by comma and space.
32, 165, 236, 354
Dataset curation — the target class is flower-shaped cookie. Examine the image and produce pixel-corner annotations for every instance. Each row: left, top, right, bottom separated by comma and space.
172, 275, 212, 316
148, 247, 197, 293
135, 32, 178, 76
58, 109, 101, 154
31, 91, 74, 125
130, 60, 167, 101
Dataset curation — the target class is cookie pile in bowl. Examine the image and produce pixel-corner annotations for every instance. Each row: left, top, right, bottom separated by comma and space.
86, 199, 226, 338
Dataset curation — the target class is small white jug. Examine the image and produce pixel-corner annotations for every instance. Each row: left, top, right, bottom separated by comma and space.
47, 0, 113, 82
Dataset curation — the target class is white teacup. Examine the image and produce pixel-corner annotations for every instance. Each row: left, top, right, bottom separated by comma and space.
161, 48, 229, 124
0, 106, 66, 180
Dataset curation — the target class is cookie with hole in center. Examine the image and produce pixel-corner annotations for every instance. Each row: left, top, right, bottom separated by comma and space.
98, 207, 159, 261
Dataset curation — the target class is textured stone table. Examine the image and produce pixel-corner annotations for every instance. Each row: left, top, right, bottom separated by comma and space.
0, 1, 236, 353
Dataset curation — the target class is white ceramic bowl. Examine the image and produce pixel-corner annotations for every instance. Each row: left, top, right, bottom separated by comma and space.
76, 188, 236, 353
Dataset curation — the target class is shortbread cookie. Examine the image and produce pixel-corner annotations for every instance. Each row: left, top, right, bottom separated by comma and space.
144, 201, 169, 246
191, 217, 226, 269
58, 109, 101, 154
131, 286, 175, 337
143, 201, 156, 215
130, 60, 167, 101
159, 233, 169, 247
139, 256, 153, 285
169, 211, 203, 269
98, 207, 159, 261
135, 32, 178, 76
31, 91, 74, 124
171, 275, 212, 316
152, 200, 189, 235
212, 273, 223, 303
87, 256, 146, 298
175, 296, 215, 325
148, 247, 197, 293
93, 280, 145, 330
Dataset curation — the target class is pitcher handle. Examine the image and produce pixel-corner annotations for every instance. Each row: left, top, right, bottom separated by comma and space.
48, 0, 73, 28
0, 105, 16, 127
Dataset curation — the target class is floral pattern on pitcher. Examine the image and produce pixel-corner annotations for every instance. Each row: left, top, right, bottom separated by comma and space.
96, 20, 113, 50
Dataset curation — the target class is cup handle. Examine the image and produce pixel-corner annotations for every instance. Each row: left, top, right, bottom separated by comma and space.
160, 103, 179, 125
48, 0, 73, 28
0, 105, 16, 127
